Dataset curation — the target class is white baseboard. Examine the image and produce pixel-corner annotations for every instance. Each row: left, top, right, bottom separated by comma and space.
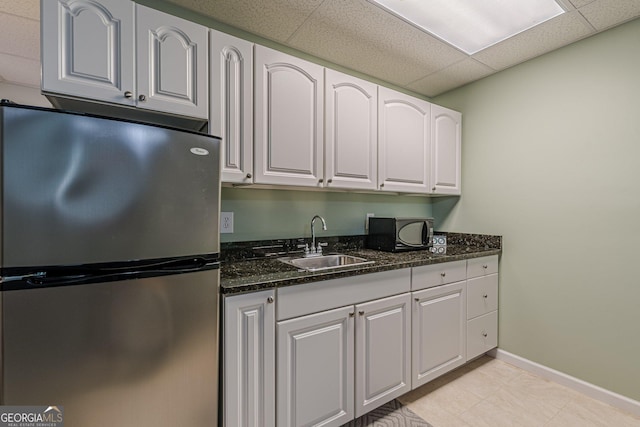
488, 348, 640, 418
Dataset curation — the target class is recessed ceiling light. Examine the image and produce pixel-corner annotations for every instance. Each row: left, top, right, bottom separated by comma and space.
368, 0, 566, 54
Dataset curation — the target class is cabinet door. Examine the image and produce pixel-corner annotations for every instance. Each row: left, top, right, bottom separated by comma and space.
41, 0, 135, 106
277, 306, 354, 427
324, 69, 377, 190
355, 293, 411, 418
135, 4, 208, 119
210, 29, 253, 184
378, 87, 431, 193
223, 290, 275, 427
254, 46, 324, 187
412, 281, 466, 388
431, 105, 461, 195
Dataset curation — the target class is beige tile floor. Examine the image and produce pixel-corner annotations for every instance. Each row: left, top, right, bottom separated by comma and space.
398, 356, 640, 427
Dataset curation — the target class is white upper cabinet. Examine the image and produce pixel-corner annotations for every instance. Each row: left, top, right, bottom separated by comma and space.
324, 69, 377, 190
254, 46, 324, 187
431, 105, 462, 195
41, 0, 208, 119
135, 4, 208, 118
210, 30, 253, 184
378, 87, 431, 193
41, 0, 135, 107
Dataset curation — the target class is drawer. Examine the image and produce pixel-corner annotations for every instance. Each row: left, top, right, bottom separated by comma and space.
467, 255, 499, 278
277, 268, 411, 320
412, 260, 466, 291
467, 275, 498, 319
466, 311, 498, 361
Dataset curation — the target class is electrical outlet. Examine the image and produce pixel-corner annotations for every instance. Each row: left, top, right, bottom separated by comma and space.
221, 212, 234, 234
365, 213, 375, 232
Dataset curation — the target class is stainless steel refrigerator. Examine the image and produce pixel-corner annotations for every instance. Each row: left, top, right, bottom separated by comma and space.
0, 103, 221, 426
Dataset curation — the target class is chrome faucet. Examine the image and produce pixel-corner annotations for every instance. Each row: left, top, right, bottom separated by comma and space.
307, 215, 327, 257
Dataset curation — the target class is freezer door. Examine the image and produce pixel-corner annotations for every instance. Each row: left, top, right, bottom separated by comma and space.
1, 106, 220, 268
0, 269, 219, 427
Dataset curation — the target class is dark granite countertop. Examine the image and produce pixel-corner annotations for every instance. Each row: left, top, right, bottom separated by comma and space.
220, 233, 502, 295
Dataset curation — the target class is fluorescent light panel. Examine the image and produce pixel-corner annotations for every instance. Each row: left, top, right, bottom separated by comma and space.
368, 0, 566, 54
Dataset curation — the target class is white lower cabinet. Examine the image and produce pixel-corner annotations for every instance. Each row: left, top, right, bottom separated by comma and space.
223, 290, 275, 427
226, 257, 499, 426
276, 293, 412, 426
355, 293, 412, 418
277, 306, 354, 427
466, 255, 499, 360
467, 311, 498, 359
411, 281, 467, 388
275, 270, 412, 426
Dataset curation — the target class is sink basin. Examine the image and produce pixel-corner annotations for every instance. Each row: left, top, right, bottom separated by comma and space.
279, 254, 374, 272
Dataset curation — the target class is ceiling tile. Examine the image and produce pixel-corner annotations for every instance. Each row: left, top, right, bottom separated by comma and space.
287, 0, 467, 88
0, 0, 39, 21
472, 11, 594, 71
0, 13, 39, 60
406, 59, 496, 97
568, 0, 596, 8
578, 0, 640, 30
164, 0, 325, 42
0, 53, 40, 87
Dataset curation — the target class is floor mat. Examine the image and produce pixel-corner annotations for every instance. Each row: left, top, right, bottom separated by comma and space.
343, 399, 433, 427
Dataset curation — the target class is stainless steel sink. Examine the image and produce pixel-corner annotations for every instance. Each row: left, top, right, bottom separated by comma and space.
279, 254, 374, 272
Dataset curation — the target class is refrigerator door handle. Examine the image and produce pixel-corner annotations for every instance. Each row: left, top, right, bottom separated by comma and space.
2, 261, 220, 290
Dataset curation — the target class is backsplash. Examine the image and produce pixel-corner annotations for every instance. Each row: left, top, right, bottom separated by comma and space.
220, 187, 434, 242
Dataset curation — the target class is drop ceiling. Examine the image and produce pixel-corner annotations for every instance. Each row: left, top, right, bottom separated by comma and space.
1, 0, 639, 98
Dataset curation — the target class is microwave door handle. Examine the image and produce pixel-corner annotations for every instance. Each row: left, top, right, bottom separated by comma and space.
422, 221, 434, 246
422, 221, 427, 245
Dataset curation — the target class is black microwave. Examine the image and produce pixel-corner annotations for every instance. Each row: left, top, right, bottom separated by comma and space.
367, 217, 434, 252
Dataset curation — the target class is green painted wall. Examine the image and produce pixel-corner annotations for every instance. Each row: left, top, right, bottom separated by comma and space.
220, 187, 433, 242
433, 18, 640, 401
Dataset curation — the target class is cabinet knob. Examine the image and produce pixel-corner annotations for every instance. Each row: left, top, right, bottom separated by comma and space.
138, 94, 147, 102
380, 183, 385, 188
327, 178, 332, 184
432, 187, 436, 191
124, 91, 133, 99
349, 312, 355, 317
483, 265, 488, 269
441, 272, 446, 277
318, 178, 323, 183
246, 173, 252, 179
483, 294, 488, 299
482, 332, 488, 337
267, 296, 274, 304
358, 310, 365, 316
415, 298, 420, 302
